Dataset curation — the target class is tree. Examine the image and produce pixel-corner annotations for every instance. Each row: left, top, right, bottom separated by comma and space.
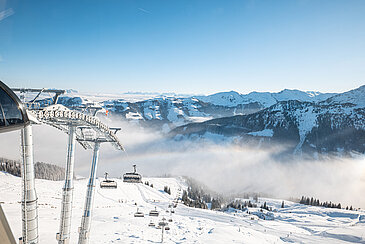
281, 201, 285, 208
300, 196, 305, 204
182, 190, 189, 204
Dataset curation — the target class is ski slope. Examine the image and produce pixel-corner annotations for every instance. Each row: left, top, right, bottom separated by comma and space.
0, 172, 364, 243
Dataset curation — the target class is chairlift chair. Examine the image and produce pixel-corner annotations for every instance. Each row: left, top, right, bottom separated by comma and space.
100, 172, 117, 189
123, 164, 142, 183
149, 207, 159, 217
134, 208, 144, 217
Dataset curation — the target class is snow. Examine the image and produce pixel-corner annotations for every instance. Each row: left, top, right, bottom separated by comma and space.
248, 129, 274, 137
196, 89, 337, 108
325, 85, 365, 108
196, 91, 246, 107
167, 107, 186, 125
143, 104, 162, 120
273, 89, 336, 104
1, 172, 364, 243
189, 116, 213, 123
294, 106, 318, 153
125, 112, 144, 120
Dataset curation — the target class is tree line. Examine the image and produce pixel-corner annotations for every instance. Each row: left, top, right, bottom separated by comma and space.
163, 186, 171, 195
0, 157, 65, 181
226, 199, 258, 210
299, 196, 354, 210
180, 177, 223, 210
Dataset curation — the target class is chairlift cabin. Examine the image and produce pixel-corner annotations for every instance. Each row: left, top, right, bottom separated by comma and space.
100, 172, 117, 189
149, 207, 159, 217
0, 81, 29, 133
0, 81, 30, 244
123, 164, 142, 183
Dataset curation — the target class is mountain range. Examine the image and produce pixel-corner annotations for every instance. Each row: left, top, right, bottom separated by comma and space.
53, 85, 365, 156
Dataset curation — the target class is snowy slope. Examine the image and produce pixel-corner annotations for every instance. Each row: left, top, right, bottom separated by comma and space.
1, 172, 364, 243
324, 85, 365, 108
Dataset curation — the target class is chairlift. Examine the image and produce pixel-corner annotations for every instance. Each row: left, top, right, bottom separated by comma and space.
134, 208, 144, 217
148, 221, 155, 227
100, 172, 117, 189
123, 164, 142, 183
149, 207, 159, 217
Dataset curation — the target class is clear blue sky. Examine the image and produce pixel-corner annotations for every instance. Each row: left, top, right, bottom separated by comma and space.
0, 0, 364, 94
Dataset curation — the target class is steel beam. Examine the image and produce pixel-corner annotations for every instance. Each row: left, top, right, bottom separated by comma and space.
20, 125, 38, 244
78, 142, 100, 244
57, 125, 76, 244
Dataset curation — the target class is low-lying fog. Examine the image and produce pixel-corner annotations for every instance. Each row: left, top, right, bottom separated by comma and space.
1, 119, 364, 208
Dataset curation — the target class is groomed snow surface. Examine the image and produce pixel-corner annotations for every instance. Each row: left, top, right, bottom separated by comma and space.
1, 172, 364, 243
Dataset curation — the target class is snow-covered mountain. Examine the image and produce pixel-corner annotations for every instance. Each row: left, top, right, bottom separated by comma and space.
195, 89, 336, 108
1, 172, 364, 243
171, 86, 365, 156
325, 85, 365, 107
53, 88, 339, 129
32, 85, 362, 155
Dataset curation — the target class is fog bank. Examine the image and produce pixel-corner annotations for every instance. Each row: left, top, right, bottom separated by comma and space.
0, 120, 364, 208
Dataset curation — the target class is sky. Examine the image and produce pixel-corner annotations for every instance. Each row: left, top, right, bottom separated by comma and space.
0, 0, 364, 94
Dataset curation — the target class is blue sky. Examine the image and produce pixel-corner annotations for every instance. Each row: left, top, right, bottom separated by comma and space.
0, 0, 364, 94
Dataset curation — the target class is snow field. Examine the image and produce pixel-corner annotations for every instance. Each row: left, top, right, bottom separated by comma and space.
0, 172, 364, 243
